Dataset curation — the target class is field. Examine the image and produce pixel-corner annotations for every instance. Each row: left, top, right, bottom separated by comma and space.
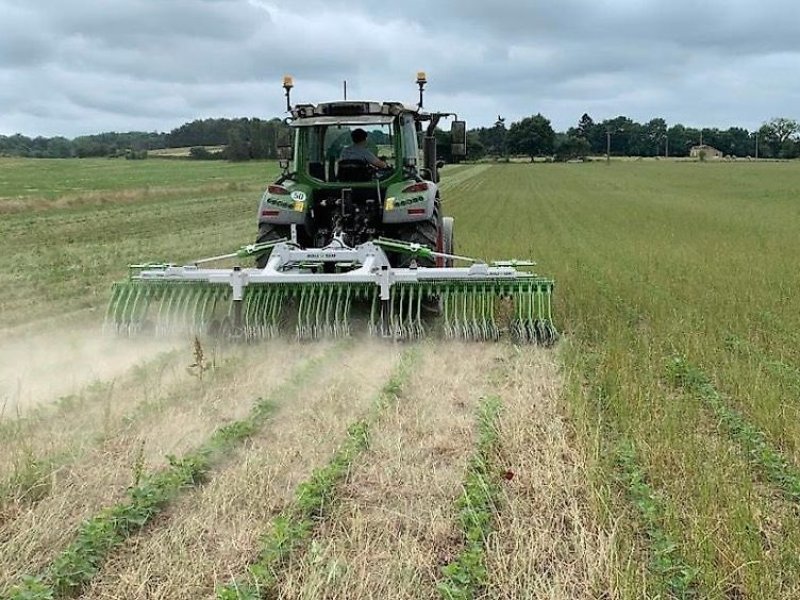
1, 157, 800, 599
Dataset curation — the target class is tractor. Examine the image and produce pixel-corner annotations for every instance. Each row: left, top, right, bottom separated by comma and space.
254, 72, 465, 270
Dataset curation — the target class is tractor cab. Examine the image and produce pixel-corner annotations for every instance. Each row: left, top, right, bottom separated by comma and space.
286, 102, 415, 185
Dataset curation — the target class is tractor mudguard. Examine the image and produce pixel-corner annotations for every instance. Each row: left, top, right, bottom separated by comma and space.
257, 181, 310, 225
381, 180, 438, 224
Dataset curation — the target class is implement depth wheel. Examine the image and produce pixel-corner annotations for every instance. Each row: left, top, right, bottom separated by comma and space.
441, 216, 454, 268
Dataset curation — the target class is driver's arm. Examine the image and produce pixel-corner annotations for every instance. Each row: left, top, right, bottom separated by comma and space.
366, 153, 388, 169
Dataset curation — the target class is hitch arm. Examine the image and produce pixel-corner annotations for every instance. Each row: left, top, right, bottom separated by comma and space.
374, 237, 478, 264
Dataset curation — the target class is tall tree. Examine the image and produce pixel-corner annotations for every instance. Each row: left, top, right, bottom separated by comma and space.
760, 117, 800, 158
507, 114, 555, 160
643, 118, 667, 156
762, 117, 800, 144
576, 113, 595, 139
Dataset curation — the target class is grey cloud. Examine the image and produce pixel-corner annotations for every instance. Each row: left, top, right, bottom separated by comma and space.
0, 4, 54, 68
0, 0, 798, 137
42, 0, 265, 43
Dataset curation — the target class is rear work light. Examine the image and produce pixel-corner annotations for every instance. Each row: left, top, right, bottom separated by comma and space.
268, 185, 290, 195
402, 182, 429, 193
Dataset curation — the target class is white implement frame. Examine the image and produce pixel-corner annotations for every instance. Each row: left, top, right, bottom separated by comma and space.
132, 241, 536, 301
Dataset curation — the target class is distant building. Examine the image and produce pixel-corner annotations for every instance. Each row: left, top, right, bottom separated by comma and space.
690, 144, 723, 159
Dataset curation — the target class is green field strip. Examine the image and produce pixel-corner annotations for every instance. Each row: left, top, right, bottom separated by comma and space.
436, 395, 502, 600
215, 347, 419, 600
0, 158, 279, 202
615, 441, 700, 598
667, 356, 800, 502
437, 164, 491, 197
561, 342, 706, 598
2, 346, 341, 600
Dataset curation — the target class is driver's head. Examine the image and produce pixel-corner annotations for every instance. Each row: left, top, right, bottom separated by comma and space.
351, 128, 368, 145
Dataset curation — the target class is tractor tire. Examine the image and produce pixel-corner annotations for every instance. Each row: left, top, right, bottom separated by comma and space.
255, 223, 290, 268
393, 209, 439, 268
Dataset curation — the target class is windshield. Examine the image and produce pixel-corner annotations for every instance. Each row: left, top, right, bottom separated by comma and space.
300, 122, 395, 182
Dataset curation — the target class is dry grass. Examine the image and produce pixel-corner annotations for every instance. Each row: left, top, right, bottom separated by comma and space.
274, 342, 501, 599
78, 340, 401, 600
0, 338, 329, 592
484, 348, 616, 598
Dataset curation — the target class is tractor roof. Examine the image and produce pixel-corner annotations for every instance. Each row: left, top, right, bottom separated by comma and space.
290, 100, 422, 122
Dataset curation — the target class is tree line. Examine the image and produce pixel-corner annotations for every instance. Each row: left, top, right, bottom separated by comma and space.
0, 117, 291, 161
464, 114, 800, 161
1, 113, 798, 161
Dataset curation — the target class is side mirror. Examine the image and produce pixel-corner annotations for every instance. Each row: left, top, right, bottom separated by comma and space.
276, 130, 293, 161
279, 159, 290, 171
436, 159, 445, 169
451, 120, 467, 157
277, 144, 293, 161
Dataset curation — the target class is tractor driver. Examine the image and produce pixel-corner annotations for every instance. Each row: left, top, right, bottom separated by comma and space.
340, 128, 388, 169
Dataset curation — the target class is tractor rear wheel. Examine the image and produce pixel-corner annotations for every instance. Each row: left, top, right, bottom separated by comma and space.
393, 206, 440, 268
255, 223, 290, 268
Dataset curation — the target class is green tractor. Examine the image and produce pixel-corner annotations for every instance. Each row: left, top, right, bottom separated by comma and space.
255, 73, 463, 270
105, 74, 556, 344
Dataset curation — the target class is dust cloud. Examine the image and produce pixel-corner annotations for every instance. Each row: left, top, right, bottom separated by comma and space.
0, 326, 178, 418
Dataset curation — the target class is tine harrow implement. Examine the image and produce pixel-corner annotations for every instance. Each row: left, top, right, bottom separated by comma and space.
105, 239, 557, 345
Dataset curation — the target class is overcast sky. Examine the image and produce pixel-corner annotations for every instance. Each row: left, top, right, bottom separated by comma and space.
1, 0, 798, 137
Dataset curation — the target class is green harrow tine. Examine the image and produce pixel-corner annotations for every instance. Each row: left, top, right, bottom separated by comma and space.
315, 286, 325, 339
369, 291, 379, 337
265, 287, 278, 339
118, 284, 136, 332
154, 287, 169, 336
104, 283, 125, 334
334, 286, 345, 337
414, 286, 424, 339
442, 287, 453, 339
179, 287, 196, 334
323, 286, 334, 338
243, 287, 257, 340
342, 286, 353, 337
296, 286, 308, 340
395, 286, 405, 340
